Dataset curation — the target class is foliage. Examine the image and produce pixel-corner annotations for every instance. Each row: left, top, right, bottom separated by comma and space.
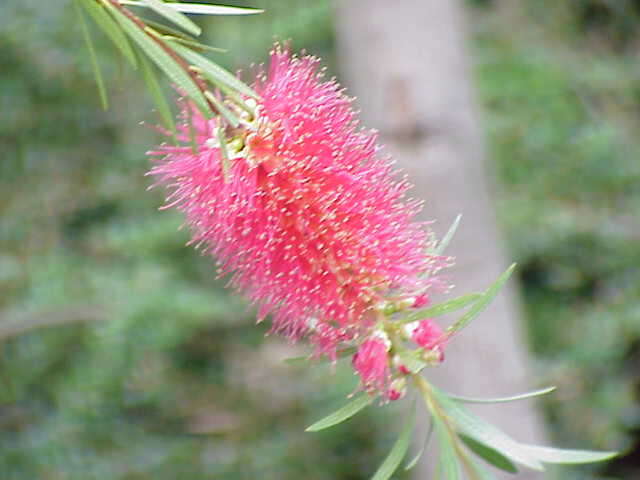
472, 1, 640, 478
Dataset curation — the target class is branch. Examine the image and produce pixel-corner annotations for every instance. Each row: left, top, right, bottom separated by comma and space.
0, 306, 108, 340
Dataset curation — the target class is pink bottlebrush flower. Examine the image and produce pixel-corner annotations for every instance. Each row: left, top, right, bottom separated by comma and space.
352, 336, 390, 393
309, 322, 352, 362
148, 45, 445, 359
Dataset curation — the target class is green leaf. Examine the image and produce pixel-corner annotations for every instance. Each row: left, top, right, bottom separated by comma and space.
173, 43, 259, 99
75, 0, 108, 109
447, 386, 557, 404
121, 1, 264, 16
79, 0, 138, 67
400, 293, 482, 324
139, 53, 175, 133
432, 387, 544, 471
215, 81, 255, 115
106, 3, 210, 115
306, 394, 373, 432
206, 91, 240, 127
464, 461, 498, 480
283, 356, 309, 366
459, 434, 518, 473
522, 445, 618, 464
165, 35, 226, 53
405, 421, 433, 470
447, 264, 517, 335
433, 415, 461, 479
142, 0, 201, 36
216, 126, 231, 180
371, 402, 416, 480
434, 214, 462, 255
139, 17, 199, 41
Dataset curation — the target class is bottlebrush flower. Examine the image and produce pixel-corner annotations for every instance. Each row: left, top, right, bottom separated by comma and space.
148, 45, 446, 366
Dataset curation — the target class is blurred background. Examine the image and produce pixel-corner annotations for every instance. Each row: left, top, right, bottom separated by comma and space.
1, 0, 639, 478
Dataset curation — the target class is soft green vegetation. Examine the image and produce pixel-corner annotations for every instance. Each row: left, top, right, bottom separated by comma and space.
473, 2, 640, 478
1, 0, 638, 478
0, 1, 399, 479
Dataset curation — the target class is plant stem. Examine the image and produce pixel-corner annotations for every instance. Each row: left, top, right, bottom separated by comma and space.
412, 374, 484, 480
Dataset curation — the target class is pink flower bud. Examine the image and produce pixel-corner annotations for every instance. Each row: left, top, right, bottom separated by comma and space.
387, 378, 407, 401
392, 354, 411, 375
407, 319, 446, 363
411, 318, 443, 349
422, 347, 445, 365
352, 338, 389, 393
412, 293, 431, 308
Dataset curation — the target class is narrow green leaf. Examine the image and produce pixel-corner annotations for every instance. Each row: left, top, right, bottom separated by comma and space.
465, 461, 498, 480
459, 434, 518, 473
433, 415, 461, 480
447, 264, 517, 335
139, 53, 175, 133
215, 81, 255, 115
404, 448, 423, 471
79, 0, 137, 67
165, 35, 226, 53
405, 421, 433, 470
283, 356, 310, 366
306, 394, 373, 432
400, 293, 482, 324
142, 0, 201, 36
121, 1, 264, 16
75, 0, 108, 109
371, 402, 416, 480
434, 214, 462, 255
522, 445, 618, 464
173, 43, 259, 99
106, 3, 210, 114
432, 387, 544, 471
216, 126, 231, 180
448, 386, 557, 404
206, 91, 240, 127
139, 17, 199, 41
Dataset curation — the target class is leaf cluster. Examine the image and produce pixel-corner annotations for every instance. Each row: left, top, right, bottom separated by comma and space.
74, 0, 261, 130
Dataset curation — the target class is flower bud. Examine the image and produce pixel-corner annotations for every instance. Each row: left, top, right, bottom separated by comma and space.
412, 293, 430, 308
387, 377, 407, 401
410, 318, 444, 351
352, 337, 389, 393
421, 346, 445, 366
395, 297, 416, 311
392, 354, 411, 375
